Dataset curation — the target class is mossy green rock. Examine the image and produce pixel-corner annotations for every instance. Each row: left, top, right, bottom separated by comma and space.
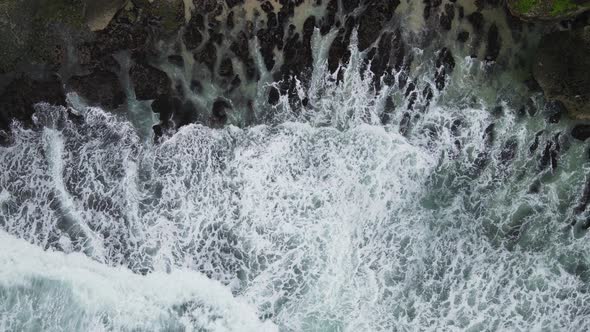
508, 0, 590, 20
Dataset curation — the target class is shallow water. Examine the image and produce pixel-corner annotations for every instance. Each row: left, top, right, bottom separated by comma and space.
1, 21, 590, 332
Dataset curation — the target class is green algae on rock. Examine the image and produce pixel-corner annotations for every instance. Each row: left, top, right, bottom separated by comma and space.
508, 0, 590, 20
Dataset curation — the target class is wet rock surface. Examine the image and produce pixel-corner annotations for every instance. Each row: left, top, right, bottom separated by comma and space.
68, 71, 126, 109
533, 29, 590, 119
0, 75, 66, 132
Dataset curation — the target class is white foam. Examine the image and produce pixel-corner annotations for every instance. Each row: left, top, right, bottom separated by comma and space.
0, 230, 277, 332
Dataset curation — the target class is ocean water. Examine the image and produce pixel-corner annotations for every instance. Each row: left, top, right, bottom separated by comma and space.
1, 21, 590, 332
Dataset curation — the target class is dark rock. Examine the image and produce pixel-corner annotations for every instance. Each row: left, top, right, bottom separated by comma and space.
194, 41, 217, 72
533, 29, 590, 119
400, 112, 411, 135
268, 86, 280, 105
226, 11, 235, 30
85, 9, 149, 65
457, 30, 470, 42
211, 99, 230, 125
440, 3, 456, 30
434, 47, 455, 90
499, 138, 518, 164
342, 0, 360, 13
130, 61, 171, 100
485, 23, 501, 62
467, 12, 485, 33
380, 96, 396, 125
528, 180, 541, 194
68, 71, 125, 109
226, 0, 244, 8
458, 5, 465, 19
320, 0, 338, 35
151, 94, 181, 126
529, 130, 544, 153
491, 105, 504, 117
184, 14, 204, 50
539, 134, 560, 172
483, 123, 495, 147
357, 0, 399, 51
546, 100, 566, 123
423, 0, 443, 20
369, 32, 394, 89
524, 77, 542, 92
0, 75, 66, 132
219, 58, 234, 77
190, 80, 203, 94
572, 124, 590, 141
574, 176, 590, 214
261, 1, 274, 13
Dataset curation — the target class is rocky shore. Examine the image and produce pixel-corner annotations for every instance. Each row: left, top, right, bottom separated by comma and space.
0, 0, 588, 143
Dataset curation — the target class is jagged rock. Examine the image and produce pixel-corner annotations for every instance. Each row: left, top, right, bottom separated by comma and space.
533, 29, 590, 119
211, 99, 230, 125
82, 7, 149, 66
434, 47, 455, 90
0, 75, 66, 133
320, 0, 338, 35
195, 41, 218, 73
328, 17, 355, 73
184, 13, 204, 50
130, 61, 171, 101
357, 0, 399, 51
440, 3, 455, 30
68, 70, 125, 109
